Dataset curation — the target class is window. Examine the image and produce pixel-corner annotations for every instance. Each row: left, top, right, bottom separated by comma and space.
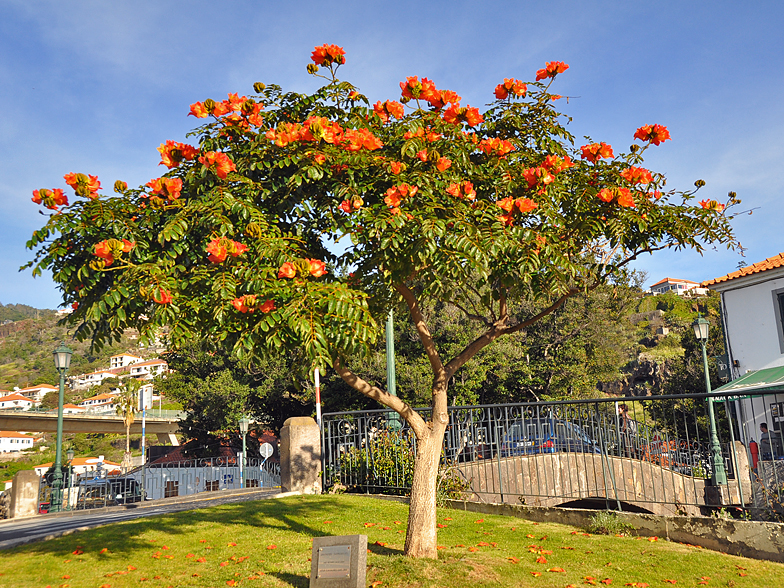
774, 289, 784, 354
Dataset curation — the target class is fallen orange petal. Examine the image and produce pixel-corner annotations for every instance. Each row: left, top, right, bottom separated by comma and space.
100, 548, 109, 554
547, 567, 565, 572
267, 545, 276, 550
530, 571, 541, 577
228, 542, 237, 546
475, 519, 484, 524
663, 580, 676, 584
536, 556, 547, 564
508, 557, 519, 564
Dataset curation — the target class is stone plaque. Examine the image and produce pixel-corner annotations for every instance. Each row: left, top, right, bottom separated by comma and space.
310, 535, 366, 588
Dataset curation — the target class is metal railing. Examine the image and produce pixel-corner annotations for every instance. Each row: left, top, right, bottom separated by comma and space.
322, 391, 784, 518
37, 456, 281, 512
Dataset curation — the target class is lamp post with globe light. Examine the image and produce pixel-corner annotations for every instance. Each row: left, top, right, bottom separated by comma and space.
239, 416, 250, 489
51, 342, 73, 512
692, 317, 728, 485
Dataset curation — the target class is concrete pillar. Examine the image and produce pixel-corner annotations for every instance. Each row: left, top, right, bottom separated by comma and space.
156, 432, 180, 446
732, 440, 752, 505
280, 416, 321, 494
10, 469, 40, 519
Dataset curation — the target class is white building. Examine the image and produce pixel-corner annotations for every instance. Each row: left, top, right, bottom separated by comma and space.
71, 370, 117, 390
128, 359, 168, 380
34, 456, 121, 477
78, 392, 117, 413
703, 252, 784, 450
16, 384, 57, 403
0, 393, 37, 411
0, 431, 35, 452
110, 353, 142, 369
649, 277, 708, 296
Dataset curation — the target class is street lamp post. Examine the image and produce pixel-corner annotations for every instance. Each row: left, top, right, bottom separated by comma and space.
692, 317, 728, 486
66, 448, 75, 510
51, 342, 73, 513
239, 417, 250, 489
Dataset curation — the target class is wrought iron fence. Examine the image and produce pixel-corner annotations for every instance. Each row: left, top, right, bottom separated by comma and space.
322, 391, 784, 518
37, 456, 281, 512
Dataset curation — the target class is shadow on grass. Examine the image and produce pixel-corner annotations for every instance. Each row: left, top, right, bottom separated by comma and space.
269, 570, 310, 588
5, 495, 343, 559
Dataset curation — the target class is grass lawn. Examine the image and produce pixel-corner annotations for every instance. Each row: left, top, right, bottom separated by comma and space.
0, 494, 780, 588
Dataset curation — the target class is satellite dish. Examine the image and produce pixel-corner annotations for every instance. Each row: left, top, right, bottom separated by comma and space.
260, 442, 274, 458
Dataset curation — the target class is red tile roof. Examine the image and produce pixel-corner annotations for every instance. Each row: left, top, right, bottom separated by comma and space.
703, 252, 784, 287
649, 277, 700, 288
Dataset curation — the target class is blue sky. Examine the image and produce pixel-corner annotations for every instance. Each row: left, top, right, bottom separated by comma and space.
2, 1, 782, 309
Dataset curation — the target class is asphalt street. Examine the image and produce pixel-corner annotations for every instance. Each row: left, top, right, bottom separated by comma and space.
0, 488, 281, 550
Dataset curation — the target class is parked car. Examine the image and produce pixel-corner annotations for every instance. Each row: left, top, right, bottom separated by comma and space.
500, 417, 601, 457
443, 424, 494, 462
77, 477, 145, 508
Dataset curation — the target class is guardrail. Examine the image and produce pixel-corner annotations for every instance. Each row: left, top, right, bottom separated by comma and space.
322, 392, 784, 518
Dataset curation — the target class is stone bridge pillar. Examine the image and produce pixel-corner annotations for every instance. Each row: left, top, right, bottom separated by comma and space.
9, 469, 40, 519
280, 416, 321, 494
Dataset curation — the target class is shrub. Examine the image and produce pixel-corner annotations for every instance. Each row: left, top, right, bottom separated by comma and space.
587, 511, 635, 536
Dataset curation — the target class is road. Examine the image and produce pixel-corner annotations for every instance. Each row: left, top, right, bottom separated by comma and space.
0, 488, 281, 550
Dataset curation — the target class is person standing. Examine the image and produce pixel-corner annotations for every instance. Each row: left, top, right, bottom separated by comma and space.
618, 404, 637, 458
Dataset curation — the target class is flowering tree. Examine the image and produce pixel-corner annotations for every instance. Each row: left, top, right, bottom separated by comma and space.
27, 45, 737, 557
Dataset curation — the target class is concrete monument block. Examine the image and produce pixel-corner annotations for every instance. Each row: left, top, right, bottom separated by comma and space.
10, 469, 40, 519
310, 534, 367, 588
281, 416, 322, 494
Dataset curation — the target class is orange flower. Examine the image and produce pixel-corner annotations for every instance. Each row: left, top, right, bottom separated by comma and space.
634, 124, 671, 145
198, 151, 236, 179
443, 104, 484, 127
699, 199, 725, 212
620, 166, 653, 185
153, 288, 173, 304
494, 78, 527, 99
427, 89, 462, 110
416, 149, 428, 162
535, 61, 569, 81
373, 100, 405, 123
32, 188, 68, 210
308, 259, 327, 277
278, 262, 297, 279
157, 140, 199, 168
146, 177, 183, 200
597, 188, 614, 203
189, 102, 210, 118
301, 116, 343, 144
64, 172, 101, 199
311, 44, 346, 67
436, 157, 452, 171
542, 154, 573, 174
384, 183, 418, 208
522, 167, 554, 189
232, 295, 257, 313
580, 142, 614, 163
389, 161, 404, 175
479, 138, 514, 156
339, 198, 363, 213
260, 299, 275, 313
616, 188, 635, 208
342, 128, 383, 151
266, 122, 303, 147
446, 181, 476, 200
399, 76, 439, 103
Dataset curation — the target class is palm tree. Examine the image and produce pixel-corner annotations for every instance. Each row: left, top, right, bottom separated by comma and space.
116, 379, 140, 472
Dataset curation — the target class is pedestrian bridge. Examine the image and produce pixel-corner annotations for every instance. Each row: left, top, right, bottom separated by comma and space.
456, 448, 751, 516
0, 410, 181, 445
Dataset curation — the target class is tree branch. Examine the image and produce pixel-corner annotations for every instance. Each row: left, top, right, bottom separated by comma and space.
333, 357, 428, 438
394, 282, 446, 381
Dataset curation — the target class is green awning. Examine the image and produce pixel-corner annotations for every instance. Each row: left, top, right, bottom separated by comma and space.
714, 365, 784, 398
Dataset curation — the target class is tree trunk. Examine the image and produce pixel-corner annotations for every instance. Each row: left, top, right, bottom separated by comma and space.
404, 431, 444, 558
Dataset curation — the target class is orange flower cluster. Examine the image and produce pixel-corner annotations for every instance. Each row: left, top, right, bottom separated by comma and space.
699, 199, 725, 212
580, 142, 614, 163
311, 44, 346, 67
597, 187, 635, 207
542, 154, 574, 174
403, 127, 442, 142
153, 288, 173, 304
339, 197, 363, 213
231, 294, 275, 314
278, 259, 327, 279
479, 138, 514, 156
400, 76, 439, 102
436, 157, 452, 171
32, 188, 68, 210
384, 183, 419, 211
442, 104, 483, 127
373, 100, 405, 123
146, 177, 183, 200
535, 61, 569, 81
265, 117, 383, 151
189, 93, 265, 127
494, 78, 527, 100
446, 181, 476, 200
496, 197, 538, 226
206, 237, 247, 263
389, 161, 404, 175
620, 166, 653, 185
198, 151, 236, 179
157, 140, 199, 169
634, 124, 671, 145
94, 238, 135, 267
522, 167, 555, 189
428, 89, 462, 110
64, 172, 101, 199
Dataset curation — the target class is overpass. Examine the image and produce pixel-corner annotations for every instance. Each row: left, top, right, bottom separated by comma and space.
0, 410, 181, 445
